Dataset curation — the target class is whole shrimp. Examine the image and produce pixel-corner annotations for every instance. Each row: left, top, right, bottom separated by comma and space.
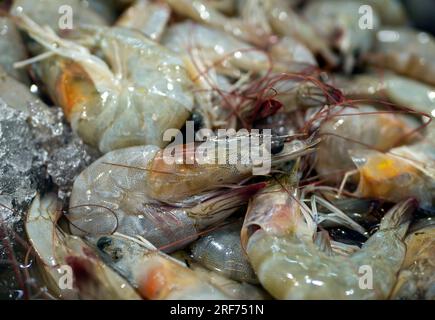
115, 0, 171, 41
26, 194, 141, 300
190, 221, 258, 284
315, 105, 420, 183
68, 137, 317, 247
241, 171, 416, 299
391, 218, 435, 300
13, 15, 194, 153
0, 16, 28, 83
368, 27, 435, 86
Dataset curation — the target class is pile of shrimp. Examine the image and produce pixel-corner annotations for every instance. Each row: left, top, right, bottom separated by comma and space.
0, 0, 434, 300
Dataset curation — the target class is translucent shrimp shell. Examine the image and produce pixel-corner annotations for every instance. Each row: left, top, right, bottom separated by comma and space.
245, 194, 415, 299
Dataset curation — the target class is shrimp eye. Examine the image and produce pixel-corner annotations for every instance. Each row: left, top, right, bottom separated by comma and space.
97, 237, 124, 262
191, 111, 204, 132
97, 237, 112, 252
271, 139, 285, 155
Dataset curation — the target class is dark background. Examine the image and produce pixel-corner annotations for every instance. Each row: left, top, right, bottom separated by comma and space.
402, 0, 435, 35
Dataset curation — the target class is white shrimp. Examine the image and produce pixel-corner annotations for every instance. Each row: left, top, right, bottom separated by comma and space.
26, 194, 141, 300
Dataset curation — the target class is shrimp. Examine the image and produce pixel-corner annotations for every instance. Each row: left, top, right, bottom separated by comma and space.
334, 73, 435, 116
349, 123, 435, 210
391, 219, 435, 300
67, 137, 316, 244
162, 21, 319, 130
241, 172, 416, 299
14, 14, 194, 153
162, 21, 271, 76
368, 28, 435, 86
11, 0, 108, 34
315, 105, 421, 183
190, 221, 258, 284
304, 0, 380, 72
26, 194, 141, 300
164, 0, 272, 47
115, 0, 171, 41
0, 16, 28, 83
262, 0, 339, 67
94, 233, 236, 299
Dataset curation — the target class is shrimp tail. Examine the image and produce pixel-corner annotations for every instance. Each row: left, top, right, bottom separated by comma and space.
379, 198, 417, 238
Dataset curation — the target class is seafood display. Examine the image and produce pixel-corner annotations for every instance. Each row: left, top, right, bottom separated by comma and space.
0, 0, 434, 301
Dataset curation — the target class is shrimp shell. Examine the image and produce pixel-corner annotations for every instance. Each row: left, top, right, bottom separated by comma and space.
243, 177, 416, 299
191, 222, 258, 284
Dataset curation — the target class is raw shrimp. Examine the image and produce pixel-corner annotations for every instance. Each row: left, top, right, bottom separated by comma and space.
304, 0, 380, 72
94, 136, 316, 203
349, 123, 435, 210
11, 0, 109, 34
315, 105, 420, 183
116, 0, 171, 41
14, 15, 194, 153
165, 0, 272, 47
0, 16, 28, 83
391, 219, 435, 300
190, 221, 258, 284
241, 173, 416, 299
334, 73, 435, 116
368, 28, 435, 86
26, 194, 141, 300
262, 0, 339, 67
162, 21, 318, 130
67, 137, 316, 245
94, 233, 236, 299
